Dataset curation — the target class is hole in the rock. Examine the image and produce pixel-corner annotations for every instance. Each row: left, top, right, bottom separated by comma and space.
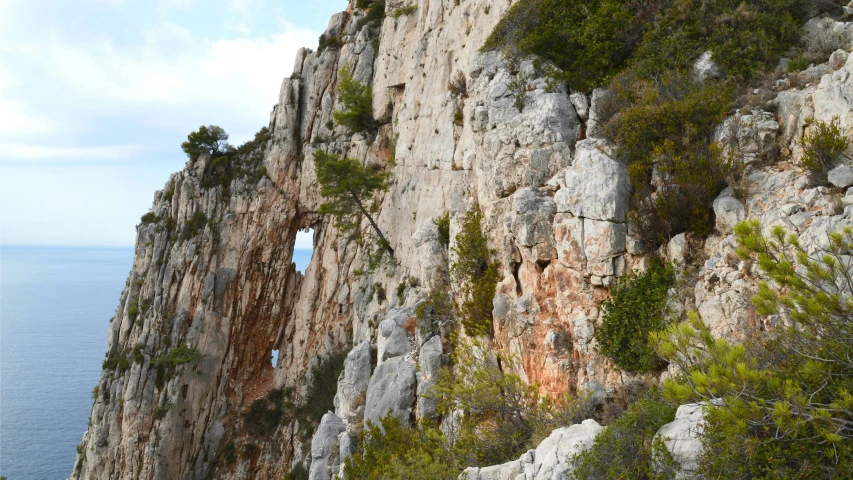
270, 349, 279, 368
294, 228, 314, 274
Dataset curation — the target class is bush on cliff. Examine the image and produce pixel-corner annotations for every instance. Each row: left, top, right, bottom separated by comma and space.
333, 64, 375, 132
570, 390, 677, 480
596, 259, 675, 373
181, 125, 230, 160
450, 209, 499, 337
652, 221, 853, 477
801, 115, 849, 179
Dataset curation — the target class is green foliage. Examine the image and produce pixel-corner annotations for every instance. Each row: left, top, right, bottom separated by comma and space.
103, 349, 131, 373
433, 339, 595, 465
296, 352, 348, 432
483, 0, 646, 92
356, 0, 386, 30
800, 116, 849, 178
604, 73, 731, 244
200, 126, 271, 193
284, 464, 309, 480
140, 212, 159, 224
313, 150, 393, 258
652, 221, 853, 477
452, 107, 464, 126
450, 209, 499, 337
317, 33, 342, 54
127, 298, 140, 319
434, 213, 450, 248
390, 4, 417, 18
346, 340, 594, 476
181, 211, 208, 240
181, 125, 230, 160
150, 345, 202, 368
333, 65, 375, 132
153, 402, 172, 420
597, 260, 675, 373
163, 183, 175, 202
244, 388, 295, 437
91, 385, 100, 400
570, 391, 677, 480
787, 53, 810, 72
344, 415, 462, 480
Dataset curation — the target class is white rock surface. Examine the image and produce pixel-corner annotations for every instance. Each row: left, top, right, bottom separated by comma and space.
654, 404, 705, 479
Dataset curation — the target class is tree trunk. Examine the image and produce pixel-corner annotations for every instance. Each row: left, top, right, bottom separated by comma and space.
351, 192, 395, 258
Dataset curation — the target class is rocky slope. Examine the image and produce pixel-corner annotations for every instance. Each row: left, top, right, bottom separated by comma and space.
72, 1, 853, 479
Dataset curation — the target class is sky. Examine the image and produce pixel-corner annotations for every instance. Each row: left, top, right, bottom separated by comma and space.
0, 0, 344, 248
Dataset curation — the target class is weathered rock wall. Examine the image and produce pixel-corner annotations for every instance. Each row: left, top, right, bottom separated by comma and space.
73, 2, 853, 478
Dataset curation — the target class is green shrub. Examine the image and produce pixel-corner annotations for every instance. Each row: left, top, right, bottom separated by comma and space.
630, 0, 802, 81
787, 53, 810, 72
570, 391, 677, 480
181, 125, 230, 160
604, 73, 730, 245
103, 349, 131, 373
390, 5, 417, 18
482, 0, 647, 92
140, 212, 159, 224
151, 345, 202, 368
333, 65, 375, 132
356, 1, 386, 30
163, 183, 175, 202
181, 211, 208, 240
296, 351, 348, 432
317, 33, 342, 54
450, 209, 499, 337
127, 298, 139, 318
800, 116, 849, 178
653, 221, 853, 477
200, 126, 271, 193
596, 260, 675, 373
153, 402, 172, 420
434, 213, 450, 248
244, 388, 295, 437
284, 464, 310, 480
92, 385, 100, 400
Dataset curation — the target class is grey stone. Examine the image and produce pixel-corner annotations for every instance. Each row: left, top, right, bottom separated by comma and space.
570, 92, 589, 120
333, 341, 373, 422
713, 193, 746, 234
555, 140, 630, 222
654, 404, 705, 479
364, 356, 417, 427
417, 335, 444, 420
309, 412, 347, 480
693, 51, 721, 81
830, 49, 850, 70
828, 164, 853, 189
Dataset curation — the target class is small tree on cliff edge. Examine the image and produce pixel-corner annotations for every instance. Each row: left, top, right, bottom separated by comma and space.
313, 150, 394, 259
181, 125, 230, 159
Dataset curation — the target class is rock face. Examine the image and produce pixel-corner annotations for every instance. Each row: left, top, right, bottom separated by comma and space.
72, 2, 853, 479
654, 404, 705, 479
460, 419, 604, 480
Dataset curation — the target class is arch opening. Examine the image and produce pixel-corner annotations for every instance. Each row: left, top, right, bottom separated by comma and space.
294, 228, 314, 274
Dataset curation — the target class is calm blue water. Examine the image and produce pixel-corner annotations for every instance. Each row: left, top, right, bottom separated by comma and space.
0, 246, 134, 480
0, 246, 314, 479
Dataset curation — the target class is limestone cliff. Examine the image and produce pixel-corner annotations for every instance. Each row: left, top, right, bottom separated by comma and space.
72, 1, 853, 478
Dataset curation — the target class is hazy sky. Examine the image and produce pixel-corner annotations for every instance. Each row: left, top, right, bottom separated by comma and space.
0, 0, 344, 248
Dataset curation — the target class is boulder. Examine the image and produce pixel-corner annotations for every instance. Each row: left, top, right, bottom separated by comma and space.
376, 308, 415, 363
416, 335, 444, 420
829, 49, 850, 71
555, 140, 630, 222
460, 419, 604, 480
654, 404, 705, 479
828, 164, 853, 189
333, 341, 373, 422
511, 187, 557, 248
713, 191, 746, 234
364, 355, 417, 427
308, 412, 347, 480
693, 51, 721, 81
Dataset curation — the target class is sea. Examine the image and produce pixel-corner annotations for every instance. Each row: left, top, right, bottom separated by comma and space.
0, 245, 313, 480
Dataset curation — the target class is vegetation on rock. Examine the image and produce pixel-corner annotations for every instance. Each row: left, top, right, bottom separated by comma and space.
450, 209, 499, 337
333, 65, 375, 132
596, 259, 675, 373
653, 221, 853, 477
181, 125, 230, 160
801, 115, 849, 178
314, 150, 393, 258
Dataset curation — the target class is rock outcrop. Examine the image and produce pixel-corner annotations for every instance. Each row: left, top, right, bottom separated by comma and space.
72, 2, 853, 479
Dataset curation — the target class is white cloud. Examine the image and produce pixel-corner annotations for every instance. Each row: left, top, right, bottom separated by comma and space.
0, 143, 141, 160
0, 100, 56, 137
40, 22, 317, 124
